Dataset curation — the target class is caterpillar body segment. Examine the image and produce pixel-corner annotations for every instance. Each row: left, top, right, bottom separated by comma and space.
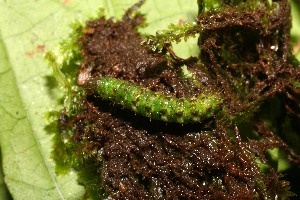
96, 77, 222, 123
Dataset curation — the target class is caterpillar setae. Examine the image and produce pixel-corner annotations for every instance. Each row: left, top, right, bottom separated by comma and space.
94, 77, 223, 123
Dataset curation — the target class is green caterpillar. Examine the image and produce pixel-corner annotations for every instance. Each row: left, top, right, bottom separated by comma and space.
94, 77, 223, 123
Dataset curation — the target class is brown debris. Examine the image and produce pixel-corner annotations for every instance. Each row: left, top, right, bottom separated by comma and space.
58, 0, 300, 199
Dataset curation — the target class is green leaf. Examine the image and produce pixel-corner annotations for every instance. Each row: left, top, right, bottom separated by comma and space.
0, 150, 11, 200
0, 0, 197, 199
0, 30, 81, 199
291, 0, 300, 61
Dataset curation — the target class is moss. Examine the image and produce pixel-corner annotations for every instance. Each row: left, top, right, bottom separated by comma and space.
47, 0, 300, 199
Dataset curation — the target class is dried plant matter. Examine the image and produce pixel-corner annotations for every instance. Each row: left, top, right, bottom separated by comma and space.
49, 0, 300, 199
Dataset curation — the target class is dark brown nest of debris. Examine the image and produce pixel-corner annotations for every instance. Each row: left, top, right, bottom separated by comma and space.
57, 0, 300, 199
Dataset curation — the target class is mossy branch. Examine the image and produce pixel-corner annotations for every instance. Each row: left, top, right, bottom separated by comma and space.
143, 22, 202, 52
